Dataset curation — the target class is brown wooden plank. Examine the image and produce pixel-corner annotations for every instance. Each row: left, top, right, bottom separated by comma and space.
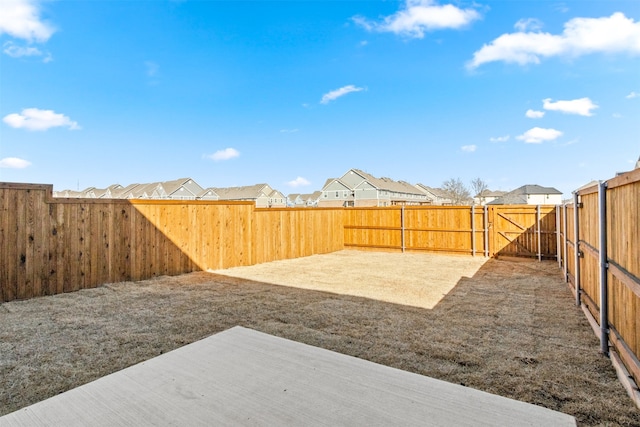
0, 188, 15, 301
15, 188, 28, 299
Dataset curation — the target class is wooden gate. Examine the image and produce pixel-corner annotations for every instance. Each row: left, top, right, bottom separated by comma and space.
490, 206, 557, 260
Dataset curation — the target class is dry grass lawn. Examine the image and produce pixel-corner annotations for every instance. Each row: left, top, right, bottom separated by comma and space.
1, 250, 639, 426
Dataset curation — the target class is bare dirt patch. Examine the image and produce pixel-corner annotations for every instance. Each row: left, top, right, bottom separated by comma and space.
213, 251, 488, 309
1, 251, 638, 426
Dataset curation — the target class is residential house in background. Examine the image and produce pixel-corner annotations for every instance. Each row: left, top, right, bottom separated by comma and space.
54, 178, 205, 200
319, 169, 430, 207
474, 189, 507, 206
414, 184, 453, 205
212, 184, 286, 208
287, 194, 304, 207
303, 191, 322, 207
198, 188, 220, 201
54, 178, 285, 207
54, 173, 564, 208
159, 178, 205, 200
487, 185, 562, 205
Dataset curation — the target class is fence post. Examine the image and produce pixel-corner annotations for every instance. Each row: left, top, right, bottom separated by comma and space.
536, 205, 541, 262
401, 205, 405, 253
573, 192, 581, 306
563, 203, 568, 282
556, 205, 561, 268
598, 181, 609, 356
471, 205, 476, 256
483, 205, 489, 257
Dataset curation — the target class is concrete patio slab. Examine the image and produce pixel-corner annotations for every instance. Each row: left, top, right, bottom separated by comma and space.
0, 326, 576, 426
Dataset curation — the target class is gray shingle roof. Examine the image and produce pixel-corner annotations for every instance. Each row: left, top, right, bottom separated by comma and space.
415, 184, 450, 199
509, 184, 562, 195
212, 184, 270, 200
476, 189, 507, 198
351, 169, 425, 196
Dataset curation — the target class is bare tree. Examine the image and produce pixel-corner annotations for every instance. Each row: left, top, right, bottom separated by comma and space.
470, 177, 488, 198
442, 178, 471, 205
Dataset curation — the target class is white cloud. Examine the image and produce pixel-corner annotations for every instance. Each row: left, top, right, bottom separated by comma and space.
467, 12, 640, 69
3, 40, 39, 56
461, 144, 476, 152
612, 113, 622, 119
514, 18, 542, 32
0, 157, 31, 169
489, 135, 510, 142
0, 0, 55, 42
542, 97, 598, 116
320, 85, 364, 104
3, 41, 52, 61
626, 91, 639, 99
207, 148, 240, 161
525, 109, 545, 118
286, 177, 311, 188
145, 61, 159, 77
516, 127, 563, 144
353, 0, 481, 38
3, 108, 80, 131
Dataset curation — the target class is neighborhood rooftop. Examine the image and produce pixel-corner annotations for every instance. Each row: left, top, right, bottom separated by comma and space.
53, 169, 563, 207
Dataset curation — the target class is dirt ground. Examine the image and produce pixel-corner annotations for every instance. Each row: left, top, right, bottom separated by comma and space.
1, 250, 639, 426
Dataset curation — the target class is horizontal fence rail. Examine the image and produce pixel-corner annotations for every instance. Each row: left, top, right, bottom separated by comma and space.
558, 168, 640, 403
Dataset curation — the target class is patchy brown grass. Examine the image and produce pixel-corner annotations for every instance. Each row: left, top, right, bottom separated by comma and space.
0, 251, 638, 426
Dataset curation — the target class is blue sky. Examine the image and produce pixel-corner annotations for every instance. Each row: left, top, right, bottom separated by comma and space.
1, 0, 639, 197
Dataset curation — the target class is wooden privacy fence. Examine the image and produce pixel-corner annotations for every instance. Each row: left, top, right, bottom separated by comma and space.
344, 204, 558, 259
0, 183, 344, 302
558, 168, 640, 402
1, 181, 558, 303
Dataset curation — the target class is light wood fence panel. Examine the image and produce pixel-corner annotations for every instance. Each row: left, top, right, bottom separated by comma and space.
489, 206, 557, 260
576, 188, 601, 323
343, 207, 402, 251
565, 204, 576, 292
0, 184, 343, 302
251, 208, 344, 264
605, 171, 640, 387
404, 206, 475, 255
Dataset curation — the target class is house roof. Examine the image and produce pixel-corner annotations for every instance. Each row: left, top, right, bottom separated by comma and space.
162, 178, 204, 197
509, 184, 562, 195
476, 189, 507, 198
198, 188, 220, 198
349, 169, 425, 196
212, 184, 271, 200
487, 184, 562, 205
300, 191, 322, 202
415, 184, 451, 199
309, 190, 322, 200
486, 194, 528, 205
